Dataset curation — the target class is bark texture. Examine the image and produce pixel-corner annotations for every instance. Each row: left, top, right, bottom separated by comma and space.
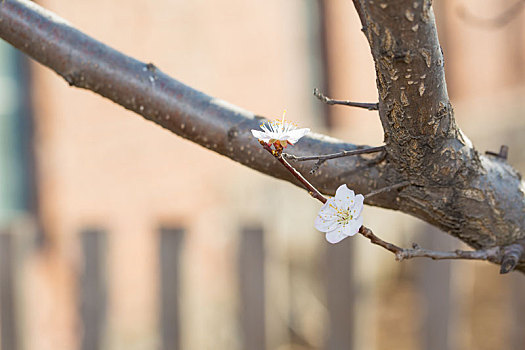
1, 0, 524, 270
352, 0, 525, 256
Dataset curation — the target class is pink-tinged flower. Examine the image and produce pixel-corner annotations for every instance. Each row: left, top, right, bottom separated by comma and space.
251, 111, 310, 148
314, 184, 364, 244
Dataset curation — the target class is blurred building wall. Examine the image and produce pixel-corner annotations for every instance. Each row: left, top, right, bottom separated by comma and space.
27, 1, 326, 349
0, 0, 524, 350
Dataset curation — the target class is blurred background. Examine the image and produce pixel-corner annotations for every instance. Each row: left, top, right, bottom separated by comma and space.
1, 0, 525, 349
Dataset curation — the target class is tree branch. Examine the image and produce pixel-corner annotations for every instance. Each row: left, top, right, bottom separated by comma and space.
358, 226, 498, 262
350, 0, 525, 271
0, 0, 398, 204
284, 146, 386, 174
358, 226, 523, 274
284, 145, 385, 162
313, 88, 378, 111
2, 0, 525, 272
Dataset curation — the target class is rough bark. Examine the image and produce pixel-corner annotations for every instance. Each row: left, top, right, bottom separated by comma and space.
1, 0, 524, 271
352, 0, 525, 257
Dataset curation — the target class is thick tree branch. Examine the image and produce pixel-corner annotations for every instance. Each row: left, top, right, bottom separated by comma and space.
364, 181, 411, 199
0, 0, 398, 205
350, 0, 525, 271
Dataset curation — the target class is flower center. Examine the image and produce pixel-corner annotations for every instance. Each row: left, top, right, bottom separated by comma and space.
330, 204, 353, 226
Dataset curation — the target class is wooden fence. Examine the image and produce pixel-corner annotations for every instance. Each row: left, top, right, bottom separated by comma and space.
0, 222, 524, 349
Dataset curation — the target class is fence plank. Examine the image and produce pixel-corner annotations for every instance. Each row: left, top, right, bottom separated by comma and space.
159, 227, 184, 350
239, 226, 265, 350
418, 224, 454, 350
80, 228, 106, 350
325, 240, 354, 350
511, 273, 525, 350
0, 230, 17, 350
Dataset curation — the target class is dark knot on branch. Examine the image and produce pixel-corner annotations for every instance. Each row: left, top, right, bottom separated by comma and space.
499, 241, 525, 274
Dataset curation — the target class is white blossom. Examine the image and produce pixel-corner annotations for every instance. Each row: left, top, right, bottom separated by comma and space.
314, 184, 364, 243
251, 111, 309, 148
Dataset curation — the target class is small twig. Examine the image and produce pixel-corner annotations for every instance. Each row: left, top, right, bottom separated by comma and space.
358, 226, 404, 255
485, 145, 509, 160
458, 1, 525, 29
358, 226, 505, 264
285, 145, 386, 174
285, 145, 385, 162
313, 88, 379, 111
364, 181, 411, 199
310, 148, 386, 175
260, 141, 327, 204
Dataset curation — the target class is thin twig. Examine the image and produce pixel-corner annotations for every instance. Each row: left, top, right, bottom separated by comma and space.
364, 181, 411, 199
485, 145, 509, 160
358, 226, 505, 264
308, 147, 386, 174
285, 145, 385, 162
314, 88, 378, 111
260, 142, 327, 204
358, 226, 404, 255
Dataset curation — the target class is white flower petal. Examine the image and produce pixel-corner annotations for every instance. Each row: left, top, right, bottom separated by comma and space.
314, 216, 339, 232
335, 184, 355, 200
316, 209, 336, 222
325, 228, 349, 244
315, 201, 338, 231
352, 194, 365, 216
341, 216, 363, 237
333, 197, 350, 211
317, 198, 337, 215
354, 194, 364, 207
251, 129, 271, 142
286, 128, 310, 144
